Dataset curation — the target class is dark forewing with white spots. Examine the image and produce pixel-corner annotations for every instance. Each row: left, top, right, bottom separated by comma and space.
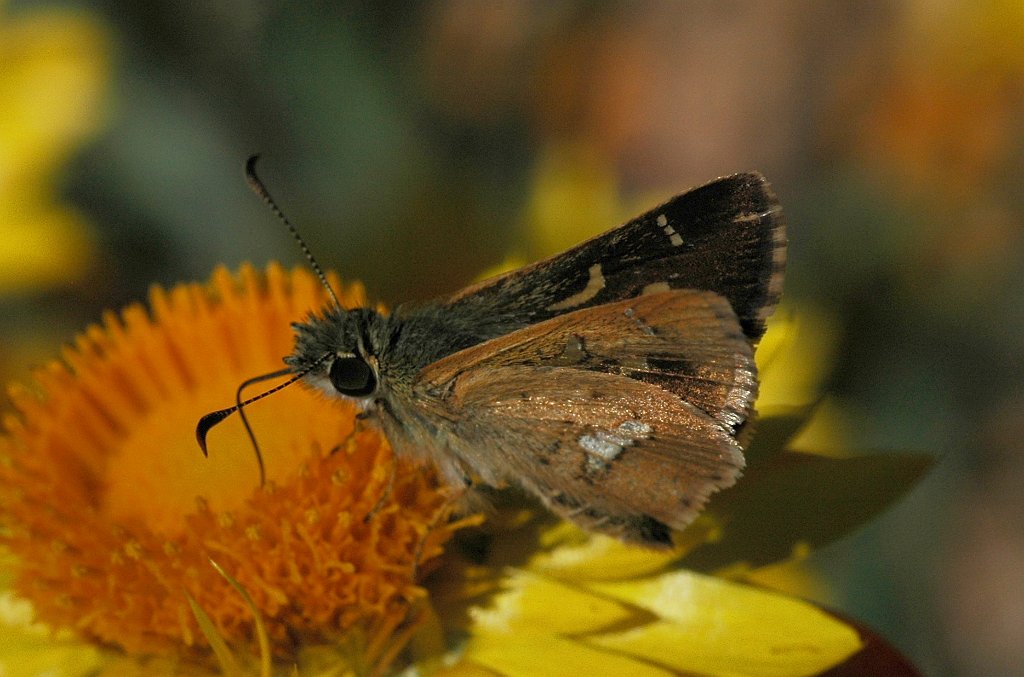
431, 172, 785, 345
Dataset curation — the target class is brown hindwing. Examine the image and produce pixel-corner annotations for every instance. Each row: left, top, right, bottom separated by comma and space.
414, 291, 756, 546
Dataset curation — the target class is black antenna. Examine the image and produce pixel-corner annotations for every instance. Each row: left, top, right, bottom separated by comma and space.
245, 154, 342, 309
234, 367, 291, 486
196, 354, 333, 482
198, 156, 342, 482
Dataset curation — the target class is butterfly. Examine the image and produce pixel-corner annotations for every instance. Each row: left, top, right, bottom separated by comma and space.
200, 162, 785, 548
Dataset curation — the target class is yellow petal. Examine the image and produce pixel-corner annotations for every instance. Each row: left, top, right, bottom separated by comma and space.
465, 571, 672, 676
527, 522, 702, 581
586, 571, 861, 677
0, 591, 102, 677
742, 556, 832, 606
467, 628, 673, 677
468, 570, 636, 636
462, 566, 858, 677
431, 662, 502, 677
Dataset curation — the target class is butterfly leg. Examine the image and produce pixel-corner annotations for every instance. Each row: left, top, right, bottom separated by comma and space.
364, 453, 398, 523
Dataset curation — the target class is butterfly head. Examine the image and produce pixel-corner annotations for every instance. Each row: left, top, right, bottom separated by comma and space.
286, 306, 384, 402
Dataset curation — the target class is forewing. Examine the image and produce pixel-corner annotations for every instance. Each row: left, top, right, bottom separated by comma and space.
414, 291, 756, 546
433, 172, 785, 343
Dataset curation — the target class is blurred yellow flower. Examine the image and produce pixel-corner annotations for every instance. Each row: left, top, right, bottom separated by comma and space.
523, 142, 624, 258
0, 4, 109, 294
755, 308, 838, 413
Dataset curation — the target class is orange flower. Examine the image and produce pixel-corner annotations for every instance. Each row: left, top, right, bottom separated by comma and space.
0, 264, 472, 672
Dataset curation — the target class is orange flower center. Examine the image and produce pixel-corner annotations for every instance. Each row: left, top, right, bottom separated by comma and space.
0, 264, 472, 668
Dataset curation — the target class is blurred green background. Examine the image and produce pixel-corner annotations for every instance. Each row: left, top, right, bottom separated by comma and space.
2, 2, 1022, 675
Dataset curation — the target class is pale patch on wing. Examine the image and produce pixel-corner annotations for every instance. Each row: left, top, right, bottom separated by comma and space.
559, 334, 587, 364
656, 213, 684, 247
547, 263, 606, 311
642, 281, 671, 295
578, 433, 623, 460
579, 420, 654, 469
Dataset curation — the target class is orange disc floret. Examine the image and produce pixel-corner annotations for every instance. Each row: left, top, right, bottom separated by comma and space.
0, 264, 468, 665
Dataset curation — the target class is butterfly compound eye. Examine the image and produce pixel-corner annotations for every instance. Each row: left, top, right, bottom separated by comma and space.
328, 356, 377, 397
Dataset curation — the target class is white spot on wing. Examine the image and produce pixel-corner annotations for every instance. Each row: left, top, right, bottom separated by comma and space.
618, 420, 652, 437
655, 213, 683, 246
578, 420, 653, 469
721, 364, 758, 430
547, 263, 606, 311
578, 434, 623, 461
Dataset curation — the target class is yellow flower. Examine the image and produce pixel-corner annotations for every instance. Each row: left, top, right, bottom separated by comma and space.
422, 517, 859, 677
0, 3, 109, 294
